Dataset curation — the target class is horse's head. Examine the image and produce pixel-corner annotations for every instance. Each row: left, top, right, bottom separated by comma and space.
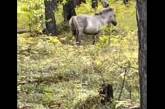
101, 7, 117, 26
102, 0, 109, 8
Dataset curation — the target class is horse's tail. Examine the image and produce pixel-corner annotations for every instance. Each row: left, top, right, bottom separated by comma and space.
69, 16, 81, 45
69, 16, 77, 36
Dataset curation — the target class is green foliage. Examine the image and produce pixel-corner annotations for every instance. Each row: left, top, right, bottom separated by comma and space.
18, 0, 44, 31
97, 35, 110, 48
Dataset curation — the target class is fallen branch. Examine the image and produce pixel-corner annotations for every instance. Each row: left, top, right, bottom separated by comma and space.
17, 29, 30, 34
17, 29, 42, 35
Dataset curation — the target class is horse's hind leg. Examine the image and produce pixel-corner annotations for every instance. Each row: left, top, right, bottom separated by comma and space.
76, 37, 81, 45
75, 32, 81, 45
92, 35, 96, 45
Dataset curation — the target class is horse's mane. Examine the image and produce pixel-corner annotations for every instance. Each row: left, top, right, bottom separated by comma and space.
102, 7, 113, 12
95, 7, 113, 16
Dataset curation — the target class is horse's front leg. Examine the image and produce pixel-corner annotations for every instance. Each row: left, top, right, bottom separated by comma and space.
92, 33, 100, 45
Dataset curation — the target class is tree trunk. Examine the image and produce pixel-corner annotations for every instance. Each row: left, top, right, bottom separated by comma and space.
123, 0, 128, 5
63, 0, 76, 22
136, 0, 147, 109
44, 0, 57, 35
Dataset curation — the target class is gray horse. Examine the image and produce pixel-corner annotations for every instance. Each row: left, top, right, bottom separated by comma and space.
69, 7, 117, 45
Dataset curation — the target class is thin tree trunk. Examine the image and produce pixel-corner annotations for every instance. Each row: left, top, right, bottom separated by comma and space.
136, 0, 147, 109
63, 0, 76, 22
129, 85, 132, 99
123, 0, 128, 5
91, 0, 98, 13
44, 0, 57, 35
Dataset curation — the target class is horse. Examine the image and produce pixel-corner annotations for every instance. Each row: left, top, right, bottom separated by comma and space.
69, 7, 117, 45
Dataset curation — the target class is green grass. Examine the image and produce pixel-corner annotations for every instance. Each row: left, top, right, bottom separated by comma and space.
17, 0, 139, 109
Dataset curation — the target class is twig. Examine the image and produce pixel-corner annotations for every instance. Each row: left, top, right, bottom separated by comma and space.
108, 25, 111, 45
118, 68, 127, 100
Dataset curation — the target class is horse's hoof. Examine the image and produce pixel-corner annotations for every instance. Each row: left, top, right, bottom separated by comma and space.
76, 42, 81, 46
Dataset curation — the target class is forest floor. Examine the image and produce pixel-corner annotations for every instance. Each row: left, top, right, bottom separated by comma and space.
17, 1, 139, 109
